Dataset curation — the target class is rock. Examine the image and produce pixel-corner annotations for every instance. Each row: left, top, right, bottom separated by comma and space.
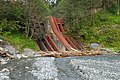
0, 48, 15, 59
98, 48, 113, 54
90, 43, 100, 50
14, 54, 30, 59
1, 68, 9, 73
0, 68, 11, 80
14, 54, 22, 59
0, 39, 3, 42
117, 51, 120, 54
0, 47, 4, 51
22, 48, 35, 58
0, 57, 8, 64
15, 50, 20, 54
25, 66, 29, 69
4, 45, 16, 55
21, 54, 28, 58
0, 38, 9, 46
0, 39, 5, 45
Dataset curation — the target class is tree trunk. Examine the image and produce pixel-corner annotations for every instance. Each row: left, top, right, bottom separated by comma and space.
117, 0, 120, 15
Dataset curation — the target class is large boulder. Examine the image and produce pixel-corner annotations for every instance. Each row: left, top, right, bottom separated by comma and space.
90, 43, 100, 50
4, 45, 16, 55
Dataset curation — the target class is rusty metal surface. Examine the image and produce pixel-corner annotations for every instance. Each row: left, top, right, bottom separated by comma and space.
43, 36, 54, 51
39, 16, 85, 51
46, 34, 60, 52
49, 16, 73, 51
64, 35, 79, 50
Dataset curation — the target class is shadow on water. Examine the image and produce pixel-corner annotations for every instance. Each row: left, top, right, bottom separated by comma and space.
0, 54, 120, 80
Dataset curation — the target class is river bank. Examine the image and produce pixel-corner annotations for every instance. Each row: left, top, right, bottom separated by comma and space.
0, 37, 120, 80
0, 54, 120, 80
0, 36, 120, 64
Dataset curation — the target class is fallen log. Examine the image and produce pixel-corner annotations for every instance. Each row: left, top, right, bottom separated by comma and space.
39, 50, 102, 58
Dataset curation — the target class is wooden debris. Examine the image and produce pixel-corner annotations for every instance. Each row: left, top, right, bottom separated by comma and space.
0, 49, 14, 59
39, 50, 102, 58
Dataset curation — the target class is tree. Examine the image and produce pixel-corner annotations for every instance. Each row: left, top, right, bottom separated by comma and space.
0, 0, 50, 38
117, 0, 120, 15
24, 0, 50, 38
0, 0, 25, 33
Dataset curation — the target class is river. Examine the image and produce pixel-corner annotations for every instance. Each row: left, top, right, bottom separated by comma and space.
0, 54, 120, 80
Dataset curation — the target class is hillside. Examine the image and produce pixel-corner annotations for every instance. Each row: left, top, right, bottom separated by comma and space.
77, 10, 120, 50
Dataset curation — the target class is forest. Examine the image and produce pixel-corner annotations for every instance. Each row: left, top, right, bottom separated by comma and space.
0, 0, 120, 51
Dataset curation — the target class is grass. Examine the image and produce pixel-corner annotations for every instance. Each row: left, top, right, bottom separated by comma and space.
2, 31, 40, 52
77, 10, 120, 50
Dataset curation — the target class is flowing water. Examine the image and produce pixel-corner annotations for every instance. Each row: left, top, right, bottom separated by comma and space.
0, 54, 120, 80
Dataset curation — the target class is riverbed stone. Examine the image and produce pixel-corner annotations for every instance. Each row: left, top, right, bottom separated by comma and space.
0, 68, 11, 80
4, 45, 16, 55
13, 54, 22, 59
0, 55, 120, 80
0, 38, 10, 46
90, 43, 100, 50
22, 48, 35, 58
117, 51, 120, 54
0, 47, 4, 51
98, 48, 113, 54
0, 57, 8, 64
0, 39, 4, 46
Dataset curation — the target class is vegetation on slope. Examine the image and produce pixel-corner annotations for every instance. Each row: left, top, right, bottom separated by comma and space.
52, 0, 120, 50
0, 0, 120, 51
0, 0, 50, 51
78, 11, 120, 50
3, 31, 40, 52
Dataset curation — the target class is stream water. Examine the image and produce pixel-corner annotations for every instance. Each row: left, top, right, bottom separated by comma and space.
0, 54, 120, 80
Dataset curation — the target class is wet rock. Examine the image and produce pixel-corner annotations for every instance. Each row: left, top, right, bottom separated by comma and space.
90, 43, 100, 50
22, 48, 35, 58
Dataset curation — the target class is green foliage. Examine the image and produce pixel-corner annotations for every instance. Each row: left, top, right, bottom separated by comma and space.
78, 11, 120, 49
0, 0, 50, 51
53, 0, 120, 49
3, 31, 40, 52
0, 19, 20, 34
25, 0, 50, 19
0, 0, 50, 34
0, 0, 119, 50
